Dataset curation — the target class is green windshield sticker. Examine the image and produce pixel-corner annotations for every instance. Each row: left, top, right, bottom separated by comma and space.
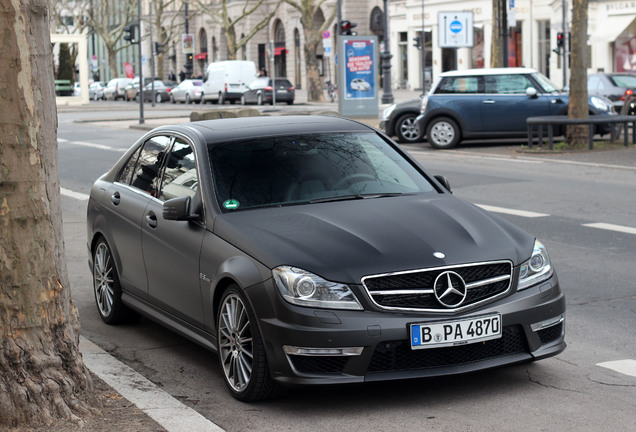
223, 199, 240, 210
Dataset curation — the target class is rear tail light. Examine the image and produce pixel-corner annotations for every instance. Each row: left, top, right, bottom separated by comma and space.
289, 87, 295, 91
224, 83, 228, 92
265, 86, 273, 91
620, 89, 634, 101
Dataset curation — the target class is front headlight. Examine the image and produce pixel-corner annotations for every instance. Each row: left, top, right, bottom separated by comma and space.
381, 103, 397, 121
590, 95, 612, 112
273, 266, 362, 310
517, 240, 553, 291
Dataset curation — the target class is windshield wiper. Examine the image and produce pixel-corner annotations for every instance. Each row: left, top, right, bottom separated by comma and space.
309, 192, 404, 204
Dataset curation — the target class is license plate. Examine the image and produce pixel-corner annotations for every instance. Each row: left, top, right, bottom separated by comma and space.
410, 314, 501, 350
278, 89, 288, 93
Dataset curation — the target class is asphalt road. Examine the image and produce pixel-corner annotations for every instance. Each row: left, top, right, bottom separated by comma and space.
58, 105, 636, 431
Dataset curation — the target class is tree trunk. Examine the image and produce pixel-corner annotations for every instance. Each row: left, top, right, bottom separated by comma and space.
108, 46, 119, 79
304, 41, 325, 102
566, 0, 589, 147
0, 0, 98, 427
490, 0, 503, 68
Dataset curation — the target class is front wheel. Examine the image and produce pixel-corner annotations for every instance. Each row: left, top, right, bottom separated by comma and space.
156, 93, 163, 103
426, 117, 461, 149
395, 113, 422, 143
217, 285, 278, 401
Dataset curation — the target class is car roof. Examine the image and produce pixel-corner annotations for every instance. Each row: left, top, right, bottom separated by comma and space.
440, 67, 538, 77
154, 115, 373, 144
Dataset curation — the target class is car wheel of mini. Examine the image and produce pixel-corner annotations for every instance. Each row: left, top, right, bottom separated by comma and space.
427, 117, 461, 149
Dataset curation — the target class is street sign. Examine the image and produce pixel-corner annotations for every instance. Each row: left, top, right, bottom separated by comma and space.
438, 11, 474, 48
322, 30, 331, 39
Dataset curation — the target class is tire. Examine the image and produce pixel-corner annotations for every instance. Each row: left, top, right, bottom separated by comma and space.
426, 117, 461, 149
170, 94, 176, 104
201, 93, 206, 104
257, 94, 263, 106
395, 113, 422, 143
156, 93, 163, 103
92, 238, 135, 325
186, 94, 192, 104
217, 284, 278, 401
219, 92, 225, 105
287, 100, 294, 105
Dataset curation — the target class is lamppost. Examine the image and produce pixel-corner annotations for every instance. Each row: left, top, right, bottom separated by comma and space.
381, 0, 394, 104
184, 2, 192, 77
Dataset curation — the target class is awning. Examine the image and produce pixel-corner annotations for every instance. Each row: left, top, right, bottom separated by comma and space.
274, 47, 288, 56
194, 52, 207, 60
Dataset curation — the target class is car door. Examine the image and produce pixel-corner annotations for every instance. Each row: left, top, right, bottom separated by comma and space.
480, 74, 553, 132
105, 135, 171, 299
141, 136, 206, 327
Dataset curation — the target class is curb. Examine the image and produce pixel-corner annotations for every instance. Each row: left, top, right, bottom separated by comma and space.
80, 337, 225, 432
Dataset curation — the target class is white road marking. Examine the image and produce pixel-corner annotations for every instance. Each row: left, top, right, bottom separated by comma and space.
583, 222, 636, 236
81, 337, 225, 432
476, 204, 550, 218
597, 359, 636, 378
60, 187, 90, 201
59, 139, 126, 152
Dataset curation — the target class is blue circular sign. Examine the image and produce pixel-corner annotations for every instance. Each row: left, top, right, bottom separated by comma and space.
450, 20, 463, 33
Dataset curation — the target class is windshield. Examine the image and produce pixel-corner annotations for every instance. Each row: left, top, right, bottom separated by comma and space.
610, 74, 636, 88
209, 133, 436, 211
531, 72, 559, 93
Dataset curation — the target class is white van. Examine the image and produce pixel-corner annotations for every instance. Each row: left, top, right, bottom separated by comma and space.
202, 60, 257, 104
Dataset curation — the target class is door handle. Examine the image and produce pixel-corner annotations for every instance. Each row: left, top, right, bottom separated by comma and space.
482, 100, 495, 104
145, 211, 158, 229
111, 191, 121, 205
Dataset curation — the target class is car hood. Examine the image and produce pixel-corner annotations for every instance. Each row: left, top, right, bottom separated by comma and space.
213, 194, 534, 283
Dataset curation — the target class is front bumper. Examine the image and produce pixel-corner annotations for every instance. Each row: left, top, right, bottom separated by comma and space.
245, 275, 566, 386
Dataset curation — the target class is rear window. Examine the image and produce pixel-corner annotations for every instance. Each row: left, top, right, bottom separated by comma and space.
609, 74, 636, 88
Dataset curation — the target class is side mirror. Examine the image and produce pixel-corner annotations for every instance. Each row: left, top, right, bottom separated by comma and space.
526, 87, 538, 98
434, 175, 452, 193
163, 196, 198, 221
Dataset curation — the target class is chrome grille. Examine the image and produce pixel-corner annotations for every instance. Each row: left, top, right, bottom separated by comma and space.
362, 261, 513, 312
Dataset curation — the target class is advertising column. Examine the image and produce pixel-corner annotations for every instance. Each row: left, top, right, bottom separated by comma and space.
338, 35, 379, 117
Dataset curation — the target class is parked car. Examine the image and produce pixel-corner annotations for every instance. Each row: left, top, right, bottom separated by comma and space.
202, 60, 257, 104
380, 98, 423, 143
170, 79, 204, 104
103, 78, 133, 101
240, 77, 295, 105
73, 82, 81, 96
89, 81, 106, 101
587, 72, 636, 113
87, 115, 565, 402
139, 80, 177, 103
416, 67, 615, 149
123, 77, 162, 101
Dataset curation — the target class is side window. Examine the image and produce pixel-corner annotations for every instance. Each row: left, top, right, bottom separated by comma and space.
116, 145, 143, 184
129, 135, 171, 197
490, 75, 533, 94
588, 76, 600, 90
436, 77, 479, 94
159, 139, 198, 201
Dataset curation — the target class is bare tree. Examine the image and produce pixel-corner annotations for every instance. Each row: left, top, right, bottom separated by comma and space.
195, 0, 281, 61
566, 0, 589, 147
490, 0, 503, 68
284, 0, 336, 102
85, 0, 138, 79
0, 0, 98, 426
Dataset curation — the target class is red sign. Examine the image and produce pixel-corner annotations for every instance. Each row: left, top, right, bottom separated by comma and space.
124, 62, 134, 78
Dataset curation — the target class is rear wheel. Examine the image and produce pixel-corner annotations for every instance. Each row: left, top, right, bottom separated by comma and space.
395, 113, 422, 143
217, 284, 278, 401
186, 94, 192, 104
257, 94, 263, 106
92, 238, 135, 324
156, 93, 163, 103
219, 92, 225, 105
426, 117, 461, 149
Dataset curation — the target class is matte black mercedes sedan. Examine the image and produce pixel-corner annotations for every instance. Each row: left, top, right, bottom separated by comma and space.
87, 116, 565, 401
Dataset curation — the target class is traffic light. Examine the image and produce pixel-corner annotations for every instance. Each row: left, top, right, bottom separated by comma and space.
123, 24, 138, 44
555, 32, 564, 53
340, 20, 357, 35
413, 35, 422, 50
155, 42, 164, 55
